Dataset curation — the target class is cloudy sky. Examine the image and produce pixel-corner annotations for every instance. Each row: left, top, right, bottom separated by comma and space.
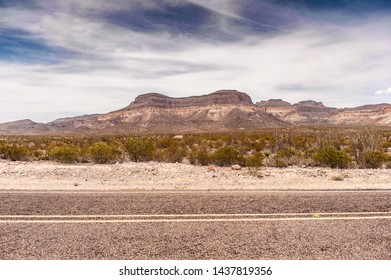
1, 0, 391, 123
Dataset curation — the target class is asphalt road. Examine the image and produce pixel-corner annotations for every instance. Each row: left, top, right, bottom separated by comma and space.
0, 190, 390, 259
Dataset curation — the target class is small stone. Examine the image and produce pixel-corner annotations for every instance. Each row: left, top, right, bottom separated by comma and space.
207, 165, 216, 172
231, 165, 242, 170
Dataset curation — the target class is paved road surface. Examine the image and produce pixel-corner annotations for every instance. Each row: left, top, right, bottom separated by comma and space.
0, 190, 390, 259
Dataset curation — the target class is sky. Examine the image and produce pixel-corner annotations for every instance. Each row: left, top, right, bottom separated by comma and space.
0, 0, 391, 123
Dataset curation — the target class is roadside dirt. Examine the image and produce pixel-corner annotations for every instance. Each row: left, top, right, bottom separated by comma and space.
0, 160, 390, 191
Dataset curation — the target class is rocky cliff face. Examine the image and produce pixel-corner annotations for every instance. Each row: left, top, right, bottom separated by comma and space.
123, 90, 253, 109
329, 104, 391, 126
256, 99, 291, 107
97, 90, 286, 133
257, 99, 391, 125
258, 99, 334, 124
293, 100, 327, 108
10, 90, 285, 134
1, 90, 390, 135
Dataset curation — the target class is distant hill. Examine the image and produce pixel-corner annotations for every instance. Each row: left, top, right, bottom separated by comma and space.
256, 99, 391, 126
1, 90, 390, 135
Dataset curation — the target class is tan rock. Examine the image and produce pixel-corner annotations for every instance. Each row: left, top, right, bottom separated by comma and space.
207, 165, 216, 172
231, 165, 242, 170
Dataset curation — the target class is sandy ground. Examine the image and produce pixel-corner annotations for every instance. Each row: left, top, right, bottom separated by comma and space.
0, 160, 390, 190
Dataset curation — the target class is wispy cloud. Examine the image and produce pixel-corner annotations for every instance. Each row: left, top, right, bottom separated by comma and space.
375, 88, 391, 95
0, 0, 391, 122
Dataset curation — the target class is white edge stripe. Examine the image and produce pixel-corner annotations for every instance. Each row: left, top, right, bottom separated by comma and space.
2, 216, 391, 223
1, 211, 391, 218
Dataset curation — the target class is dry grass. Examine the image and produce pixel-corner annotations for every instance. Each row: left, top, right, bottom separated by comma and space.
1, 126, 390, 169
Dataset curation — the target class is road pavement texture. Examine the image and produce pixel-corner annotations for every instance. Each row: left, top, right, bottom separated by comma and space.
0, 190, 390, 259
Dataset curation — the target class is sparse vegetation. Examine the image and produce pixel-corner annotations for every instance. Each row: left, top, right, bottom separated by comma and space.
1, 145, 31, 161
0, 127, 389, 168
313, 146, 352, 169
212, 146, 244, 166
88, 141, 122, 164
124, 137, 155, 162
49, 145, 79, 163
360, 150, 389, 169
331, 176, 344, 181
245, 152, 264, 168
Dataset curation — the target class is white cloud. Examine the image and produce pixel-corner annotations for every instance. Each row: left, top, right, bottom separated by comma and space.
186, 0, 244, 20
38, 0, 160, 14
375, 88, 391, 95
1, 3, 391, 122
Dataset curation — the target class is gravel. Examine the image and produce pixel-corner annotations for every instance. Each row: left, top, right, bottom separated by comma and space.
0, 191, 391, 215
1, 160, 391, 190
1, 219, 390, 259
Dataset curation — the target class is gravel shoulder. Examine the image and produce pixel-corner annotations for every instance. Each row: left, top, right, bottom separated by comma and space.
0, 160, 390, 191
2, 219, 391, 259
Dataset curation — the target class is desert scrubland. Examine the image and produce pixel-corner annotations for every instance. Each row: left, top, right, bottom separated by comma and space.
1, 127, 390, 190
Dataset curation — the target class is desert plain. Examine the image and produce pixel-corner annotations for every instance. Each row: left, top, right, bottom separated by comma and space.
1, 160, 390, 191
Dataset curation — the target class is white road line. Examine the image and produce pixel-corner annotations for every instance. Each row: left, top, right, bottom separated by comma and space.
1, 216, 391, 223
1, 211, 391, 218
1, 190, 391, 194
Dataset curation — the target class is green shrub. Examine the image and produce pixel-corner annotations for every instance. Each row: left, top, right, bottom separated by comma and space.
273, 147, 297, 167
0, 142, 6, 158
124, 137, 155, 162
88, 141, 121, 164
2, 145, 31, 161
313, 146, 351, 168
331, 176, 344, 181
154, 137, 188, 163
188, 147, 212, 165
212, 146, 244, 166
276, 147, 296, 159
78, 146, 91, 163
360, 150, 389, 169
156, 137, 175, 149
197, 149, 213, 165
49, 145, 79, 163
245, 152, 264, 168
162, 144, 187, 163
274, 158, 287, 168
32, 149, 46, 160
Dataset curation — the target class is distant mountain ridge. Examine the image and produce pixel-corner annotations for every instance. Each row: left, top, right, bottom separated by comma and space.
121, 90, 253, 109
1, 89, 390, 134
256, 98, 391, 126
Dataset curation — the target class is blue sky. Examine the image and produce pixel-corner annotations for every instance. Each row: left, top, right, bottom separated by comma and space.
0, 0, 390, 123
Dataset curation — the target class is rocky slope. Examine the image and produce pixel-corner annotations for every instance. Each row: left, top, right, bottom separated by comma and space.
329, 104, 391, 126
257, 99, 391, 126
91, 90, 286, 133
1, 90, 390, 135
0, 119, 50, 134
122, 90, 253, 109
0, 90, 286, 135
